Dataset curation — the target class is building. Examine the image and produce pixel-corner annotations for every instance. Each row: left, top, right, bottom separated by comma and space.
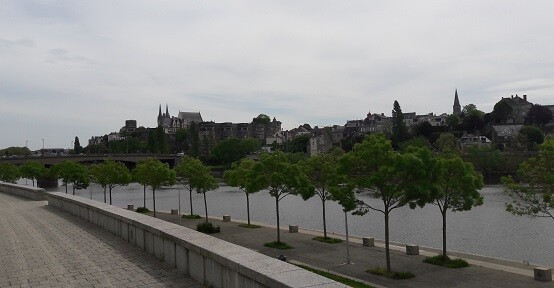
497, 95, 532, 124
453, 89, 461, 115
491, 125, 523, 143
157, 104, 203, 135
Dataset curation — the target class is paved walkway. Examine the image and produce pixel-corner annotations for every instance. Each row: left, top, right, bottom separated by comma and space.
153, 212, 554, 288
0, 193, 201, 288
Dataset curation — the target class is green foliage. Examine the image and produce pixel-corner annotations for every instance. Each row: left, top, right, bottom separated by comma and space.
90, 159, 132, 204
196, 222, 220, 234
492, 100, 513, 124
312, 236, 343, 244
518, 126, 544, 147
136, 207, 150, 213
413, 121, 433, 139
175, 156, 218, 221
0, 163, 20, 183
53, 160, 90, 194
74, 136, 83, 154
465, 145, 503, 177
286, 134, 311, 154
461, 104, 485, 132
367, 267, 415, 279
300, 148, 345, 238
525, 104, 553, 125
19, 161, 46, 186
252, 114, 271, 125
434, 133, 461, 157
502, 139, 553, 220
0, 146, 31, 157
295, 264, 374, 288
250, 151, 314, 243
211, 138, 261, 164
223, 158, 261, 225
238, 223, 261, 228
399, 136, 432, 151
391, 100, 408, 148
446, 114, 461, 130
263, 241, 293, 249
134, 158, 176, 217
423, 255, 469, 268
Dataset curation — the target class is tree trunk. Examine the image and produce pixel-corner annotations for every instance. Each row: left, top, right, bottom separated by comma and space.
65, 184, 68, 194
246, 193, 251, 225
322, 198, 327, 238
276, 196, 280, 243
143, 185, 146, 207
189, 189, 194, 215
153, 188, 156, 218
385, 211, 391, 272
72, 185, 76, 195
109, 186, 112, 205
104, 186, 107, 203
442, 210, 447, 261
203, 193, 208, 223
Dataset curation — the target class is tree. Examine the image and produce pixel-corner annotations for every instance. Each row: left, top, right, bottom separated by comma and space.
461, 104, 485, 132
74, 136, 83, 154
194, 165, 219, 223
518, 126, 544, 148
502, 139, 553, 220
399, 136, 431, 152
466, 145, 503, 178
19, 161, 46, 187
525, 104, 553, 125
0, 163, 20, 183
223, 158, 262, 225
174, 156, 214, 217
338, 134, 431, 272
420, 156, 484, 261
211, 138, 261, 165
391, 100, 408, 148
446, 114, 461, 130
53, 160, 89, 195
252, 114, 271, 125
434, 133, 462, 157
287, 134, 311, 154
132, 159, 150, 208
188, 122, 200, 158
134, 158, 175, 217
414, 121, 433, 139
492, 100, 513, 124
90, 159, 132, 205
250, 151, 314, 244
300, 148, 344, 238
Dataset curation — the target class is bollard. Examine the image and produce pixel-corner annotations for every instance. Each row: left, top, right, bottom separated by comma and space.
171, 209, 178, 215
406, 244, 419, 255
127, 204, 134, 210
288, 225, 298, 233
362, 237, 375, 247
223, 215, 231, 222
534, 267, 552, 282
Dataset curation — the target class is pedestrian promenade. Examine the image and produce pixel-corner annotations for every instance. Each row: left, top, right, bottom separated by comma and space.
153, 212, 553, 288
0, 193, 201, 288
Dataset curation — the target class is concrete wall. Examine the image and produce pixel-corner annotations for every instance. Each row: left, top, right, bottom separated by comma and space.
0, 182, 47, 201
47, 192, 346, 288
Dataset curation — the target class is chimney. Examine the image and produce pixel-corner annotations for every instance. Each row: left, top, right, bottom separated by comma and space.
523, 95, 527, 101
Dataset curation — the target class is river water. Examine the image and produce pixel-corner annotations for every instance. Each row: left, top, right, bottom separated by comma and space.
43, 182, 553, 267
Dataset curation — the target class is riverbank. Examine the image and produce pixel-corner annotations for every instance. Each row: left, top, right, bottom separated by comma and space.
142, 209, 552, 288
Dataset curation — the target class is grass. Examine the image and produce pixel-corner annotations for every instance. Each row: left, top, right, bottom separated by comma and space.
367, 267, 415, 279
135, 207, 150, 213
239, 223, 262, 229
296, 264, 375, 288
196, 222, 220, 234
181, 214, 201, 219
312, 236, 343, 244
423, 255, 469, 268
264, 241, 293, 249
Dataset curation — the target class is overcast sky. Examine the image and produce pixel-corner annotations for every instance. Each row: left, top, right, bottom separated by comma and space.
1, 1, 553, 150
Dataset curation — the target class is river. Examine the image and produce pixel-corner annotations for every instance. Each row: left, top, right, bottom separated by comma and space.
42, 182, 553, 267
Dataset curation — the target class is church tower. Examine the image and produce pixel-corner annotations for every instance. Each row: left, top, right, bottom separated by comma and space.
453, 89, 461, 115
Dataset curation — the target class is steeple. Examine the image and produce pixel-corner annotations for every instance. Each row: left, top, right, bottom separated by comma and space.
453, 89, 461, 115
165, 103, 169, 118
158, 104, 162, 119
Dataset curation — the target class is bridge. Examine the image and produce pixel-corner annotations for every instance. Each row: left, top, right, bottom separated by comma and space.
0, 154, 182, 168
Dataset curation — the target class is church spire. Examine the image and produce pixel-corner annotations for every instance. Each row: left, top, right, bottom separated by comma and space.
165, 103, 169, 118
453, 89, 461, 115
158, 104, 162, 119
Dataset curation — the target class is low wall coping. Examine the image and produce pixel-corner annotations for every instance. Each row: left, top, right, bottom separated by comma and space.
0, 182, 47, 201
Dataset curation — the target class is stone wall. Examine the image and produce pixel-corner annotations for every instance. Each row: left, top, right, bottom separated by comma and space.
0, 182, 47, 201
47, 192, 346, 288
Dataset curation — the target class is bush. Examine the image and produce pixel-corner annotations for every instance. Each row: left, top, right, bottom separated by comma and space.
196, 222, 220, 234
136, 207, 150, 213
182, 214, 201, 219
239, 223, 261, 229
423, 255, 469, 268
367, 267, 415, 279
312, 236, 343, 244
264, 241, 293, 249
295, 264, 373, 288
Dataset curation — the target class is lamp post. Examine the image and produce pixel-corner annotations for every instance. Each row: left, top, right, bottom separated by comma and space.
71, 140, 74, 153
42, 139, 44, 156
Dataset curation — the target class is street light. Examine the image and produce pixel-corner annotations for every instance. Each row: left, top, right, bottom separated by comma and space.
42, 139, 44, 156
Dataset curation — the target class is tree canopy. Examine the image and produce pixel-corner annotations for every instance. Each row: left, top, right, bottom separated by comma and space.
391, 100, 408, 148
134, 158, 175, 216
525, 104, 553, 125
211, 138, 261, 165
19, 160, 46, 187
0, 163, 20, 183
175, 156, 215, 217
223, 158, 262, 225
53, 160, 89, 195
90, 159, 132, 204
502, 139, 553, 220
